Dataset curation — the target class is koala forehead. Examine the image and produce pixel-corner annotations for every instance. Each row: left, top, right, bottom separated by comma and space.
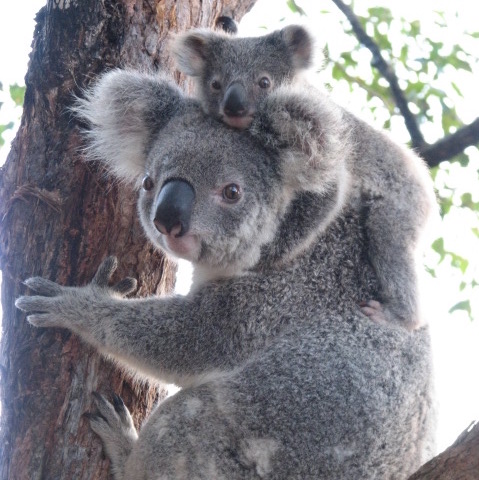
205, 35, 294, 81
145, 109, 281, 188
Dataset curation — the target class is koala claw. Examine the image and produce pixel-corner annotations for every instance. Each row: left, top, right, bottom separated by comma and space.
360, 299, 387, 325
89, 392, 138, 454
26, 313, 57, 328
93, 257, 137, 296
93, 256, 119, 287
111, 277, 138, 296
23, 277, 64, 296
16, 291, 60, 328
90, 392, 136, 433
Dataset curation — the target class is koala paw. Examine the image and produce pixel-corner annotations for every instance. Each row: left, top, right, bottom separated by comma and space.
87, 392, 138, 475
15, 256, 137, 330
15, 276, 68, 328
359, 299, 388, 325
360, 299, 420, 331
88, 391, 138, 441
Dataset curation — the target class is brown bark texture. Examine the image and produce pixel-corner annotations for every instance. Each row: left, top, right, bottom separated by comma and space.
408, 421, 479, 480
0, 0, 255, 478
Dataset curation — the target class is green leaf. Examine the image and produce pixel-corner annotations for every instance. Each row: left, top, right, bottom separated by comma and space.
0, 121, 15, 147
286, 0, 306, 16
367, 7, 393, 23
411, 20, 421, 36
431, 237, 446, 262
9, 84, 25, 107
424, 266, 437, 278
451, 82, 463, 98
454, 152, 470, 167
461, 193, 479, 210
449, 253, 469, 274
449, 300, 472, 319
438, 196, 453, 216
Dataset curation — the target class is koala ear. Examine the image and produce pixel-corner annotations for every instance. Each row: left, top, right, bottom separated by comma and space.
281, 25, 313, 70
171, 30, 213, 77
74, 69, 184, 185
250, 86, 351, 192
215, 16, 238, 35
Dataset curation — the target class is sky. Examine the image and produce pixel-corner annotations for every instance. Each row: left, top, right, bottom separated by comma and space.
0, 0, 478, 454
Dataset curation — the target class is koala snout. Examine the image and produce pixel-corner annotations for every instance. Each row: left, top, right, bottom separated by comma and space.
223, 83, 248, 117
153, 180, 195, 237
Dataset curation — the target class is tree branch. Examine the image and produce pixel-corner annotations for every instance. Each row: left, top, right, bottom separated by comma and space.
330, 0, 479, 167
330, 0, 426, 149
408, 420, 479, 479
418, 118, 479, 168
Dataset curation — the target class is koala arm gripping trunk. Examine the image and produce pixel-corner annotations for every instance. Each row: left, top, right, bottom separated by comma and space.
16, 258, 284, 386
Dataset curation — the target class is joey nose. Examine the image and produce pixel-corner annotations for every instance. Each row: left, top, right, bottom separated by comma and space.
153, 180, 195, 237
223, 83, 248, 117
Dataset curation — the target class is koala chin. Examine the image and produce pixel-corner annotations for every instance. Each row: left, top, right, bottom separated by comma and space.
16, 70, 436, 479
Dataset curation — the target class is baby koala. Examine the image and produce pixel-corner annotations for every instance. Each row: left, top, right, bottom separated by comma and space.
171, 24, 312, 129
172, 25, 436, 329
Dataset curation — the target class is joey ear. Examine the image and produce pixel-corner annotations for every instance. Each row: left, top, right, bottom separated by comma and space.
281, 25, 313, 70
171, 30, 213, 77
74, 69, 184, 185
215, 16, 238, 35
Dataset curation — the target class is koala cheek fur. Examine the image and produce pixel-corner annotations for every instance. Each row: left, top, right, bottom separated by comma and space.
17, 33, 437, 479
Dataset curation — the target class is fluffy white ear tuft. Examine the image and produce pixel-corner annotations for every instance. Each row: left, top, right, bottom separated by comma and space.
74, 69, 184, 186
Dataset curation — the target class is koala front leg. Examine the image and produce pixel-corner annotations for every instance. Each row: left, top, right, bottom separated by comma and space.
16, 257, 138, 345
16, 257, 277, 385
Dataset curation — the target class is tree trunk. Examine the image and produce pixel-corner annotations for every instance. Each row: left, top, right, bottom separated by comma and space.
0, 1, 255, 478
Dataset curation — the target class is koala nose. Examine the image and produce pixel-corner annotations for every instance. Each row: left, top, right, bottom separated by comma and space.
153, 180, 195, 237
223, 83, 248, 117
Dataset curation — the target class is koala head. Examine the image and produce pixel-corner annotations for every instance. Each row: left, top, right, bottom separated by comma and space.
171, 25, 313, 129
75, 70, 349, 279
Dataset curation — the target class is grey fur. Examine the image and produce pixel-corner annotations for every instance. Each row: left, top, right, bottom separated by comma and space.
17, 70, 436, 479
173, 26, 436, 329
171, 25, 312, 128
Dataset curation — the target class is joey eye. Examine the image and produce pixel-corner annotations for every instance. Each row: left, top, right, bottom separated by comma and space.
258, 76, 271, 89
142, 175, 154, 191
222, 184, 241, 203
211, 80, 222, 91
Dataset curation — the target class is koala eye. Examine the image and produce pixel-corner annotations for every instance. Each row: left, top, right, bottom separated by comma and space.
258, 76, 271, 89
211, 80, 222, 91
222, 184, 241, 203
142, 175, 154, 192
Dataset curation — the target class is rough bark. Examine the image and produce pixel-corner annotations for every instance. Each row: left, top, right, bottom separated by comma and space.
0, 1, 255, 478
409, 421, 479, 480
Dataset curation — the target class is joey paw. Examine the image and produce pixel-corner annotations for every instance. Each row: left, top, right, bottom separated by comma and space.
359, 299, 387, 325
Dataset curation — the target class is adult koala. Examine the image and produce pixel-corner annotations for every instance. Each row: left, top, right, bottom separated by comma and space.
16, 70, 436, 479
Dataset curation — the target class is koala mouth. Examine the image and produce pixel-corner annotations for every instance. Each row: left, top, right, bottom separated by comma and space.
161, 233, 200, 261
222, 114, 254, 130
